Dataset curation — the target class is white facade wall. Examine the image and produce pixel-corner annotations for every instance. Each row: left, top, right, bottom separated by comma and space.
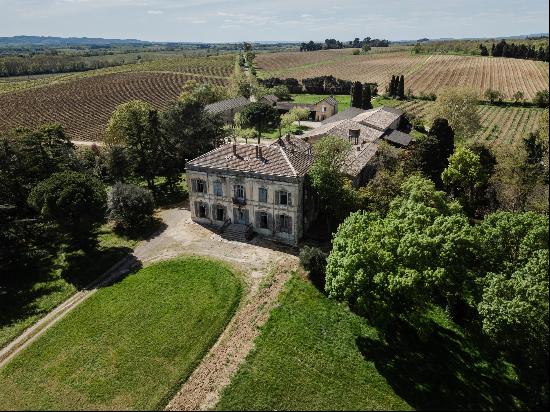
186, 169, 303, 245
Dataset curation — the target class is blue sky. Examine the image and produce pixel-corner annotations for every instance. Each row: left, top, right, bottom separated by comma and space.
0, 0, 548, 42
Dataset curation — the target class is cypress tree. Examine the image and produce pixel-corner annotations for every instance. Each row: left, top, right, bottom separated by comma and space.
389, 75, 396, 97
361, 83, 372, 109
398, 75, 405, 99
351, 81, 362, 108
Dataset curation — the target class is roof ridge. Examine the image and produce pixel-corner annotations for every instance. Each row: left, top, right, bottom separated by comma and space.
278, 146, 298, 177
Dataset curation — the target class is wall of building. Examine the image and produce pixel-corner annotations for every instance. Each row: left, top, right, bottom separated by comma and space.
313, 100, 337, 121
186, 169, 304, 245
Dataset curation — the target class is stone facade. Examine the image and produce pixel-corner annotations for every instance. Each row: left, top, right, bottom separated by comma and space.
186, 141, 316, 246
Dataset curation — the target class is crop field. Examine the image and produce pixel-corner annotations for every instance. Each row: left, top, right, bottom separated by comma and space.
257, 49, 549, 100
0, 63, 231, 141
397, 99, 546, 146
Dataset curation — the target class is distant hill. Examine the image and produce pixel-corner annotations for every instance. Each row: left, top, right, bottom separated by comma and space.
0, 35, 150, 46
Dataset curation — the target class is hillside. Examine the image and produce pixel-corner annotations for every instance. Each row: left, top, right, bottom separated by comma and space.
256, 48, 549, 99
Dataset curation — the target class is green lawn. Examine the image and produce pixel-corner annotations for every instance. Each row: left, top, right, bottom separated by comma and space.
0, 225, 141, 348
290, 93, 351, 111
216, 277, 411, 411
216, 276, 525, 411
0, 257, 242, 410
261, 124, 311, 139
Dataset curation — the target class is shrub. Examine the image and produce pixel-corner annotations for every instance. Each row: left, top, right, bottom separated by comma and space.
352, 49, 360, 55
299, 246, 327, 289
108, 182, 155, 232
533, 90, 549, 108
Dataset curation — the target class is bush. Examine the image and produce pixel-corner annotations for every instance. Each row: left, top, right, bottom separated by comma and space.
299, 246, 327, 289
533, 90, 549, 108
352, 49, 360, 55
108, 182, 155, 232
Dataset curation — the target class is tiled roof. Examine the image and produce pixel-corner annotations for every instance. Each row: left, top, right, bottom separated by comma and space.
276, 101, 314, 111
320, 107, 366, 124
321, 96, 339, 107
383, 129, 413, 147
352, 107, 401, 131
260, 94, 280, 105
301, 118, 384, 178
205, 96, 250, 114
186, 142, 313, 178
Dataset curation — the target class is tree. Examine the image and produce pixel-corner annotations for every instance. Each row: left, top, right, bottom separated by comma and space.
431, 87, 481, 140
442, 146, 485, 210
280, 111, 298, 134
429, 118, 455, 161
484, 88, 502, 104
351, 81, 362, 108
361, 43, 371, 53
513, 90, 525, 103
106, 100, 163, 192
408, 119, 454, 187
178, 80, 228, 105
28, 171, 106, 246
533, 90, 549, 108
108, 183, 155, 233
361, 83, 372, 109
325, 175, 471, 322
397, 75, 405, 99
238, 102, 280, 141
269, 84, 291, 101
228, 56, 251, 98
299, 246, 327, 289
388, 75, 396, 97
290, 107, 311, 127
308, 136, 355, 233
105, 145, 130, 182
161, 99, 226, 186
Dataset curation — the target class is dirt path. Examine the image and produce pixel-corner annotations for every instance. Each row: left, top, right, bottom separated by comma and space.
0, 201, 298, 409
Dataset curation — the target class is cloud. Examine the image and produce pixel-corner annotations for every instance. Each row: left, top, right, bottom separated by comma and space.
147, 10, 163, 15
191, 20, 206, 24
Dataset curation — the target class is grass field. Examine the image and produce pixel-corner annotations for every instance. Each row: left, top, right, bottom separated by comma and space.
216, 276, 525, 411
0, 225, 141, 348
257, 48, 549, 100
0, 257, 242, 410
290, 93, 351, 111
216, 277, 412, 411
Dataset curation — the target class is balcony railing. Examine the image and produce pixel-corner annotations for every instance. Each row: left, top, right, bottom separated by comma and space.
232, 197, 246, 206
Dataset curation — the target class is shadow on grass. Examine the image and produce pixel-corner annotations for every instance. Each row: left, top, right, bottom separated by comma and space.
357, 318, 525, 411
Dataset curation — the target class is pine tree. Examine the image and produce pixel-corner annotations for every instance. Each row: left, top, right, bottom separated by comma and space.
361, 83, 372, 109
398, 75, 405, 99
351, 81, 362, 108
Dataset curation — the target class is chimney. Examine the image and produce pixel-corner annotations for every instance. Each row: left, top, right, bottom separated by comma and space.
348, 129, 360, 145
232, 143, 237, 156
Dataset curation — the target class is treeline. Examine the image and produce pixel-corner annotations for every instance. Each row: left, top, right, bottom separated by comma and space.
0, 85, 227, 294
300, 36, 390, 51
259, 76, 378, 95
0, 54, 135, 77
488, 39, 549, 62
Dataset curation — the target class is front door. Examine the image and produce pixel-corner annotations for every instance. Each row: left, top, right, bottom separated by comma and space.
237, 209, 246, 224
216, 206, 225, 221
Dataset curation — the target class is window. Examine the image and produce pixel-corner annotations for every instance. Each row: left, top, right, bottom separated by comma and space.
322, 105, 327, 112
278, 190, 291, 206
198, 203, 208, 218
278, 214, 292, 233
259, 212, 268, 229
215, 205, 225, 221
213, 181, 223, 196
259, 187, 268, 203
195, 179, 206, 193
234, 184, 245, 199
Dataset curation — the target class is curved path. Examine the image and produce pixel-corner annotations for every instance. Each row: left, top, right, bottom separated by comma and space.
0, 202, 298, 410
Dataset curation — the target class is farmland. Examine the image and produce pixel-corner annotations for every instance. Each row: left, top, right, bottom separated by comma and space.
397, 99, 547, 146
256, 48, 549, 100
0, 55, 234, 141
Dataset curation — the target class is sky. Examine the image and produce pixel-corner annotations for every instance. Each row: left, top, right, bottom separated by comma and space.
0, 0, 548, 43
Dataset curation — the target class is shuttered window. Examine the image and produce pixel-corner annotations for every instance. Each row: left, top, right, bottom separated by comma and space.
213, 181, 223, 196
259, 187, 268, 203
277, 214, 292, 234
